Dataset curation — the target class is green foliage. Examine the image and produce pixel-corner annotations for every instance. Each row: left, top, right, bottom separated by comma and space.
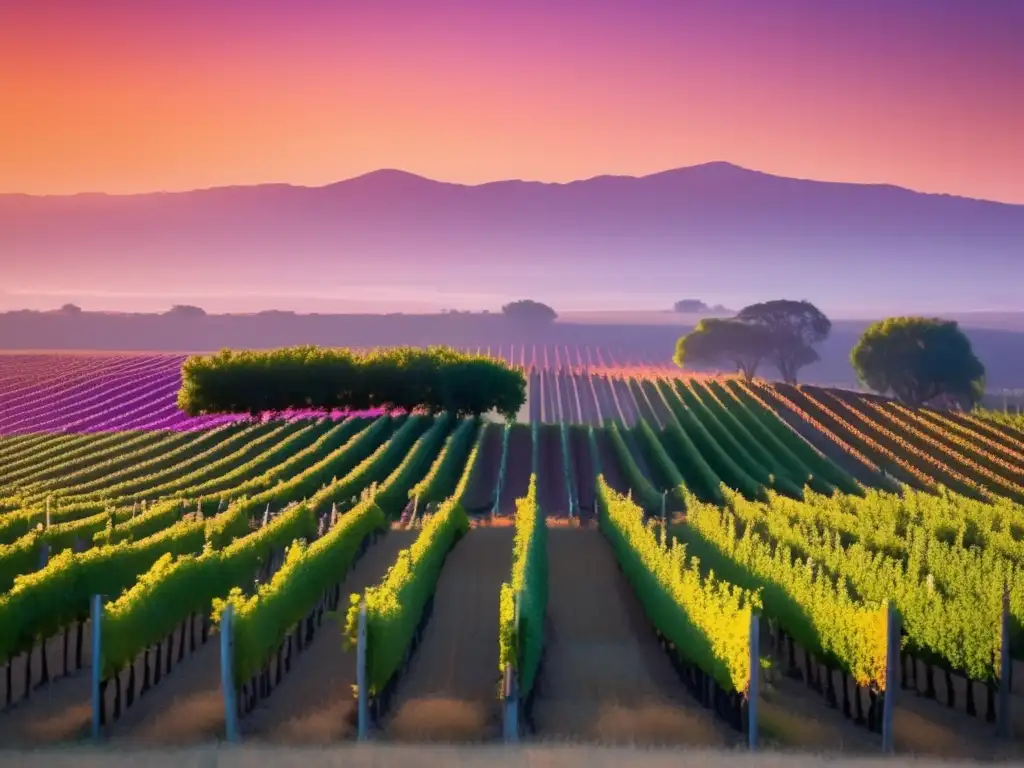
674, 318, 773, 379
177, 345, 526, 421
102, 494, 318, 679
343, 416, 482, 697
851, 316, 986, 408
408, 417, 480, 505
597, 477, 757, 693
602, 420, 662, 510
499, 475, 547, 698
214, 499, 386, 687
630, 418, 687, 507
735, 299, 831, 384
674, 494, 889, 689
344, 495, 469, 696
0, 520, 206, 665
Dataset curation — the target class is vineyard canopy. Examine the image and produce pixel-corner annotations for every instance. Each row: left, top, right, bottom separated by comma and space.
177, 345, 526, 420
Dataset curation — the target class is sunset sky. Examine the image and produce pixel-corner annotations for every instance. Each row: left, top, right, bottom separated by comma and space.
3, 0, 1023, 202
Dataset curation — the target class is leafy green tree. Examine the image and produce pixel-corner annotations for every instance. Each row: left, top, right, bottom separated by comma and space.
178, 345, 526, 421
850, 316, 985, 408
735, 299, 831, 384
674, 318, 773, 380
501, 300, 557, 326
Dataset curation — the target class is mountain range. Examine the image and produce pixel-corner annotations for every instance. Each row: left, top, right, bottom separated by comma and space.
2, 162, 1022, 314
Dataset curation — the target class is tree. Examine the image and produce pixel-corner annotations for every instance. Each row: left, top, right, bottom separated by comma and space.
58, 303, 82, 314
674, 299, 710, 313
850, 316, 986, 408
166, 304, 206, 319
674, 318, 773, 380
501, 300, 557, 326
735, 299, 831, 384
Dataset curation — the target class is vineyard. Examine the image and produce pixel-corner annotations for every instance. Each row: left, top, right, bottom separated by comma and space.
2, 348, 1024, 759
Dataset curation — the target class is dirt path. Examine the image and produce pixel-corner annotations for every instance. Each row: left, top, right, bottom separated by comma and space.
0, 620, 95, 746
497, 426, 532, 516
532, 528, 736, 747
242, 530, 417, 744
100, 599, 231, 745
569, 427, 595, 522
537, 425, 569, 518
462, 423, 505, 514
381, 527, 514, 743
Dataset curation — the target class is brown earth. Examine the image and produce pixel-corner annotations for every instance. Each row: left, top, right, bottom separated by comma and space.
461, 423, 504, 513
568, 427, 595, 522
380, 527, 514, 742
536, 425, 568, 518
241, 530, 417, 744
497, 426, 532, 517
531, 527, 736, 747
0, 620, 95, 746
6, 743, 1020, 768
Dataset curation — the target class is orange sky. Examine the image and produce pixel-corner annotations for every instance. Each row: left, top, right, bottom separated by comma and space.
2, 0, 1022, 202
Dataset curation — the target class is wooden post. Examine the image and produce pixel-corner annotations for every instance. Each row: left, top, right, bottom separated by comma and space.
748, 611, 759, 750
661, 491, 667, 522
356, 598, 369, 740
220, 604, 240, 742
46, 497, 51, 529
503, 661, 519, 742
262, 504, 270, 528
881, 601, 900, 753
90, 594, 102, 741
998, 587, 1012, 738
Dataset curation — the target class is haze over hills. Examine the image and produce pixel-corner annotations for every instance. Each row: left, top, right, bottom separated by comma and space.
2, 161, 1022, 315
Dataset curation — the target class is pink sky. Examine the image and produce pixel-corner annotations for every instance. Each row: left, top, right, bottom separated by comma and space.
2, 0, 1022, 202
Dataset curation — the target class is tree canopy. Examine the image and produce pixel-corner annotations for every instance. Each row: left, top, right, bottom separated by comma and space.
501, 299, 557, 326
734, 299, 831, 384
850, 316, 985, 408
673, 299, 730, 314
673, 318, 773, 380
177, 345, 526, 421
167, 304, 207, 318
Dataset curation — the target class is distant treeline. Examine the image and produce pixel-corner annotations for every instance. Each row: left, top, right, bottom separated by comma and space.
177, 345, 527, 420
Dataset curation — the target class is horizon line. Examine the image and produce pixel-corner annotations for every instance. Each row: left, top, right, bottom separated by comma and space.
2, 160, 1018, 207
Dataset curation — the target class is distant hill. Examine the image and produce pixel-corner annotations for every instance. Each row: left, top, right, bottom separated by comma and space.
2, 162, 1023, 313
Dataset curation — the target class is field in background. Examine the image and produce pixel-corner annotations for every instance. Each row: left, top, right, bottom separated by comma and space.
1, 350, 1023, 759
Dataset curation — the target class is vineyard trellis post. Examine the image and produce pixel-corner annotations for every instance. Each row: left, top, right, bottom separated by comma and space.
90, 593, 102, 741
356, 597, 369, 740
504, 589, 522, 743
220, 603, 239, 742
998, 586, 1012, 738
881, 601, 900, 753
748, 611, 759, 750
